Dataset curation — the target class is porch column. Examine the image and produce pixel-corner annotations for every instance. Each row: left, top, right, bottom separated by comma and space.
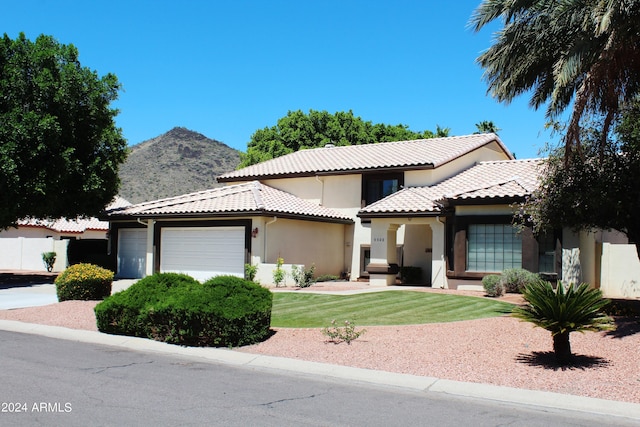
145, 220, 155, 276
368, 221, 399, 287
431, 218, 447, 289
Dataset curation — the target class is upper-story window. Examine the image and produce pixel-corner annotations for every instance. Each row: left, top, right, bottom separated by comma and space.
362, 172, 403, 206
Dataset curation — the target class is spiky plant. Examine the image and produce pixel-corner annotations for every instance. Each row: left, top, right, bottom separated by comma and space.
512, 280, 615, 365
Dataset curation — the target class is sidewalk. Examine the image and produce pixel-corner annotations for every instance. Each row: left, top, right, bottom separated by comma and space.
0, 276, 639, 422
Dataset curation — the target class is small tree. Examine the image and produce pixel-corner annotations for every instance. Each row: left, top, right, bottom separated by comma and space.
512, 280, 615, 365
272, 257, 286, 287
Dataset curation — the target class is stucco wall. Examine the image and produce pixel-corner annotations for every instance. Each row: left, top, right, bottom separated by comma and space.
405, 142, 512, 187
600, 243, 640, 298
261, 217, 346, 278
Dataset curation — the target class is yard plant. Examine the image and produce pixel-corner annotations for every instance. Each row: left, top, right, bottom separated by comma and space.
95, 273, 273, 347
512, 280, 615, 365
55, 263, 114, 301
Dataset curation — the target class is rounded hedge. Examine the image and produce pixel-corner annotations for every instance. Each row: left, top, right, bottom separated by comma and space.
95, 273, 273, 347
482, 274, 504, 297
55, 263, 114, 301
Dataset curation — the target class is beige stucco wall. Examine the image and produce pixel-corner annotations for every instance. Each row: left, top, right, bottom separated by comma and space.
405, 142, 512, 187
259, 217, 346, 279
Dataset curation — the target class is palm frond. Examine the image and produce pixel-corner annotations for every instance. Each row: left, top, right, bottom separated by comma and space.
512, 280, 615, 335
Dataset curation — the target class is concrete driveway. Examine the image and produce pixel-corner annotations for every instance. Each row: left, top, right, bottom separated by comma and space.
0, 271, 135, 310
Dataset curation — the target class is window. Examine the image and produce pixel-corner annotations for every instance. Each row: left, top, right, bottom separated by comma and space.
537, 232, 557, 273
467, 224, 522, 272
362, 173, 403, 206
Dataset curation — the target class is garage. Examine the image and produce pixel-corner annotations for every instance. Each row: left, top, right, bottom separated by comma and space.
117, 228, 147, 279
160, 226, 246, 282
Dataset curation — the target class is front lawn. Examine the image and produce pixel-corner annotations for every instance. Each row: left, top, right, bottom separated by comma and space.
271, 291, 514, 328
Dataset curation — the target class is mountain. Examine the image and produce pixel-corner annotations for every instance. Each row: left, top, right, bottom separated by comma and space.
118, 127, 242, 204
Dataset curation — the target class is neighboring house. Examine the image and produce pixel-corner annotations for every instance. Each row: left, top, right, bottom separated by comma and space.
0, 197, 130, 272
105, 134, 640, 298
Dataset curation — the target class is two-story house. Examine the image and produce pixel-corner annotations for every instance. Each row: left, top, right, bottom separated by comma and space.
105, 133, 640, 296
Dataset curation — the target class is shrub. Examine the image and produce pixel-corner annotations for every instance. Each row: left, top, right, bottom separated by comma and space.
316, 274, 340, 282
400, 266, 422, 284
42, 251, 56, 272
244, 263, 258, 282
291, 264, 315, 288
95, 272, 200, 336
322, 319, 366, 344
500, 268, 539, 293
95, 273, 273, 347
273, 257, 286, 287
55, 263, 114, 301
512, 280, 615, 365
482, 274, 504, 297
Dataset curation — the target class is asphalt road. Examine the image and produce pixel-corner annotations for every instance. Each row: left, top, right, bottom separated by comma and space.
1, 331, 636, 427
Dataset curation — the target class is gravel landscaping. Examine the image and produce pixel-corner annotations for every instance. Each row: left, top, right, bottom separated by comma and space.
0, 283, 638, 404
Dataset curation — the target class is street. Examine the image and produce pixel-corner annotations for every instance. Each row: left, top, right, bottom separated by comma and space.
0, 330, 635, 426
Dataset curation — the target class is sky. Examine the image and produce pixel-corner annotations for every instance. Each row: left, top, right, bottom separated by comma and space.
3, 1, 561, 159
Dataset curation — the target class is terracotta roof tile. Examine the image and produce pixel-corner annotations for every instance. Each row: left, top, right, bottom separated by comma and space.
16, 197, 131, 233
107, 181, 353, 223
359, 159, 543, 216
218, 134, 511, 181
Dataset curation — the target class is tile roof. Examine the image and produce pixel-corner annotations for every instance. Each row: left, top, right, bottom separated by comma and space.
16, 197, 131, 233
106, 181, 353, 223
217, 133, 512, 182
359, 158, 543, 216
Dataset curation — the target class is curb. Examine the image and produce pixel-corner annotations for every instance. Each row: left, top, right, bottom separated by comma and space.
1, 319, 639, 422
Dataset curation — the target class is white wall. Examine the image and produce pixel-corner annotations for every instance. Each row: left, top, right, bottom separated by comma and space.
0, 237, 69, 272
600, 243, 640, 298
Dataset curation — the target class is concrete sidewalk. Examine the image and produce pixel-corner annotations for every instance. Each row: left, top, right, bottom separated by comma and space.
0, 277, 639, 423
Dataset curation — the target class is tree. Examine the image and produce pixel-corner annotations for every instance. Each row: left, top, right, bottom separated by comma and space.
474, 120, 500, 135
522, 100, 640, 257
512, 280, 614, 365
0, 33, 127, 228
239, 110, 447, 167
470, 0, 640, 154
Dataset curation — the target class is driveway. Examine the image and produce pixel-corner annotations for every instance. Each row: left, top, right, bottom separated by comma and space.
0, 271, 135, 310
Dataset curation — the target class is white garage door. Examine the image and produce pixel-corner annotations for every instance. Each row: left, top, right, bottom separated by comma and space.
160, 226, 245, 282
117, 228, 147, 279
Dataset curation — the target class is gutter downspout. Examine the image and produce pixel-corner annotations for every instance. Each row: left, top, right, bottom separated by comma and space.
315, 175, 325, 206
435, 216, 445, 288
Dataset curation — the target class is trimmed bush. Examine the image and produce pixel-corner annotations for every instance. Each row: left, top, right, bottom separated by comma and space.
500, 268, 539, 293
482, 274, 504, 297
55, 263, 114, 301
94, 272, 200, 336
95, 273, 273, 347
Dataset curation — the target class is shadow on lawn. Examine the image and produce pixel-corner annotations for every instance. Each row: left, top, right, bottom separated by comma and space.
516, 351, 610, 371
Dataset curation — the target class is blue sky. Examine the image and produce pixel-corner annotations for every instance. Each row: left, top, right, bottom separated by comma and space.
4, 1, 559, 159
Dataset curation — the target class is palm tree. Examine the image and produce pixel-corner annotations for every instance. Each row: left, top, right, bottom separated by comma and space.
474, 120, 501, 135
512, 280, 615, 365
469, 0, 640, 155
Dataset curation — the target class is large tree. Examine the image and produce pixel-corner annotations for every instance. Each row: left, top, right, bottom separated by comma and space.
470, 0, 640, 154
239, 109, 449, 167
0, 33, 127, 228
523, 100, 640, 256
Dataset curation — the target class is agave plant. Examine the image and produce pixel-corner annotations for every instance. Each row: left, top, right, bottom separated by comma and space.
512, 280, 615, 365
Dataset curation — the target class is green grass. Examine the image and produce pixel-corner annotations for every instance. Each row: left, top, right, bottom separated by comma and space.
271, 291, 514, 328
